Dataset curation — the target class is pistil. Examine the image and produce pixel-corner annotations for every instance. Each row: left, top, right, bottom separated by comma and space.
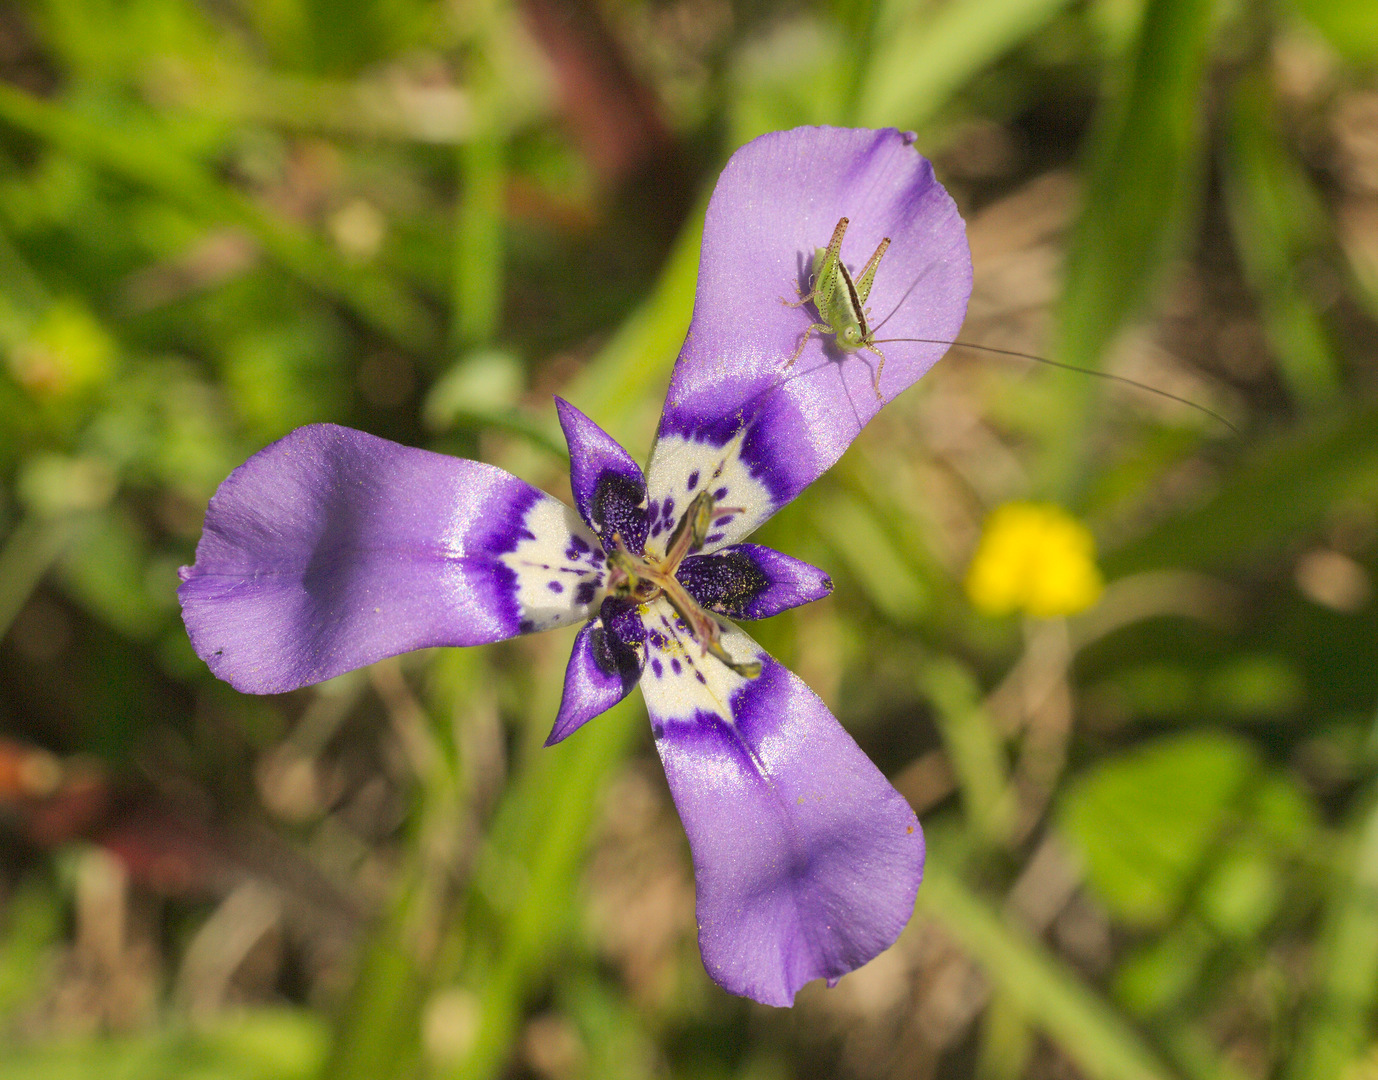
604, 492, 761, 679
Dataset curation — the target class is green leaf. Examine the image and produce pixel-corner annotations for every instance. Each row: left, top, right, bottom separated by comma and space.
57, 509, 163, 639
438, 694, 645, 1080
452, 132, 505, 350
1114, 919, 1212, 1017
0, 513, 81, 640
1059, 0, 1215, 368
1057, 733, 1256, 926
1203, 654, 1305, 719
1199, 848, 1281, 939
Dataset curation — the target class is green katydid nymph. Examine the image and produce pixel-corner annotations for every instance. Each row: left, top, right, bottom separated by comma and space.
781, 216, 892, 401
780, 216, 1241, 433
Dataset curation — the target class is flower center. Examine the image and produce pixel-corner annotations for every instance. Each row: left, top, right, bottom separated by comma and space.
604, 491, 761, 678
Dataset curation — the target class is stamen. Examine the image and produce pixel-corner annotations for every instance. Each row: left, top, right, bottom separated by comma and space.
603, 498, 761, 678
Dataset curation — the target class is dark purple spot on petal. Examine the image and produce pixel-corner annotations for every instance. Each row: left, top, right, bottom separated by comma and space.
705, 532, 725, 544
671, 658, 682, 674
585, 613, 642, 688
571, 535, 590, 554
713, 514, 734, 526
714, 486, 728, 500
548, 580, 564, 593
590, 471, 648, 554
695, 671, 706, 684
652, 658, 664, 678
687, 470, 699, 491
576, 581, 597, 605
601, 596, 647, 649
676, 547, 772, 618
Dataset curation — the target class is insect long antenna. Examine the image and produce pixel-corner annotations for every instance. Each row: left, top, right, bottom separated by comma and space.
871, 337, 1241, 435
869, 277, 926, 336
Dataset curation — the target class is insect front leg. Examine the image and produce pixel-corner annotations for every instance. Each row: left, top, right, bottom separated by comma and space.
779, 268, 822, 308
863, 342, 888, 401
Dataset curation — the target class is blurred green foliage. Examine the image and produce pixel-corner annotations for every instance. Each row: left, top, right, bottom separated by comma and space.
1, 0, 1377, 1077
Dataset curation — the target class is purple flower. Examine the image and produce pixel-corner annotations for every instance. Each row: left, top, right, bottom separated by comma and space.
178, 126, 971, 1006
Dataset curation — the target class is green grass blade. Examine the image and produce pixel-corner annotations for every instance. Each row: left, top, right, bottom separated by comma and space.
507, 194, 704, 474
1051, 0, 1216, 494
0, 1010, 328, 1080
0, 82, 436, 353
323, 905, 428, 1080
858, 0, 1077, 131
452, 131, 505, 351
440, 696, 643, 1080
1103, 398, 1378, 573
918, 862, 1178, 1080
1221, 71, 1341, 408
921, 658, 1015, 845
1058, 0, 1215, 370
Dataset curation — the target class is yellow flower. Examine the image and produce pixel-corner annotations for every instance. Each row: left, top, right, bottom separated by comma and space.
965, 502, 1104, 618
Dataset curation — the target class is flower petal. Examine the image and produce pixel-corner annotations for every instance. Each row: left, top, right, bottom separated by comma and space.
677, 544, 832, 620
555, 396, 649, 554
546, 600, 646, 746
642, 433, 775, 558
638, 607, 923, 1006
647, 126, 971, 546
179, 424, 604, 694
